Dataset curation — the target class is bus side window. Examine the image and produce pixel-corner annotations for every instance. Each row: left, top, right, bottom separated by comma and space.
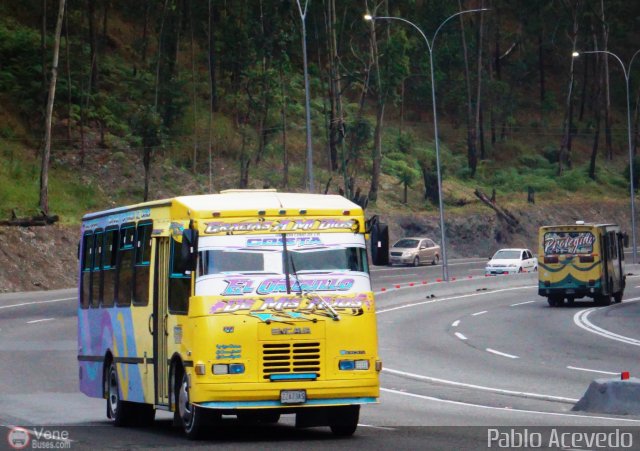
91, 230, 104, 308
169, 235, 191, 314
116, 225, 135, 307
102, 228, 118, 308
133, 222, 153, 306
80, 232, 94, 309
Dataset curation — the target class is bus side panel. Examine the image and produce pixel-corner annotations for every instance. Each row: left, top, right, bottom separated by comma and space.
78, 307, 150, 403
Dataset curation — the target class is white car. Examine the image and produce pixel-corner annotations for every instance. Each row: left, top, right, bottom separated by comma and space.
485, 248, 537, 276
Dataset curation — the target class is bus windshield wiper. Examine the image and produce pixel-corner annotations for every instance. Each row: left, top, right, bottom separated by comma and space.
283, 234, 339, 321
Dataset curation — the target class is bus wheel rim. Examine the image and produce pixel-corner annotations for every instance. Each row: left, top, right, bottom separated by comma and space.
179, 378, 193, 426
108, 367, 119, 415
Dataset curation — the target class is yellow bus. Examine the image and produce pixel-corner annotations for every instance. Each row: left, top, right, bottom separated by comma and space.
77, 190, 389, 438
538, 222, 625, 307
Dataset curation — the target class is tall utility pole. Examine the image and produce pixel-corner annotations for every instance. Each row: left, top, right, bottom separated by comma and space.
296, 0, 314, 192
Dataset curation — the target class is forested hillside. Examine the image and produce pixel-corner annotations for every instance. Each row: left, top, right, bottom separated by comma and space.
1, 0, 640, 224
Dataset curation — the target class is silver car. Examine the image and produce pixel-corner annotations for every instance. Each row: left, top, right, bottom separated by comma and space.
389, 237, 441, 267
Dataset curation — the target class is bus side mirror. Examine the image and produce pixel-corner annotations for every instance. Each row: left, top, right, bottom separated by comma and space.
370, 221, 389, 266
623, 233, 629, 248
181, 229, 199, 272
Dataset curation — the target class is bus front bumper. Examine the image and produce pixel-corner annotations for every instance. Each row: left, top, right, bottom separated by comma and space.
191, 378, 379, 410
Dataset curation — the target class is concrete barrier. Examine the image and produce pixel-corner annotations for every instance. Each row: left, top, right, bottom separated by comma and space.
572, 377, 640, 415
375, 272, 538, 306
375, 264, 640, 307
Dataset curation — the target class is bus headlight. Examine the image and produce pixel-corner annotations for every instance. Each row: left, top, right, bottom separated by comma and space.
212, 363, 246, 375
339, 359, 369, 370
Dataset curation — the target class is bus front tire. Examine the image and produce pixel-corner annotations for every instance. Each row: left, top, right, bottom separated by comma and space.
329, 405, 359, 437
177, 372, 220, 439
595, 295, 611, 306
614, 291, 623, 303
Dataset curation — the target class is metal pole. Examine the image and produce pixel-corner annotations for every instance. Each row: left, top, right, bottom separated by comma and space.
429, 49, 448, 281
364, 9, 487, 281
575, 49, 639, 263
299, 4, 314, 193
625, 75, 637, 263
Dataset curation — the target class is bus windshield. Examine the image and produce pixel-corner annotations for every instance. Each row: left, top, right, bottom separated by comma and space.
197, 233, 369, 277
544, 231, 595, 255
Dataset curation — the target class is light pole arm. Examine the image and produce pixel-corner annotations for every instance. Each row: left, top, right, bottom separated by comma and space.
372, 16, 431, 51
432, 8, 489, 48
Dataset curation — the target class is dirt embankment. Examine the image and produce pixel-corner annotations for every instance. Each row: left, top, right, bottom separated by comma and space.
0, 197, 631, 293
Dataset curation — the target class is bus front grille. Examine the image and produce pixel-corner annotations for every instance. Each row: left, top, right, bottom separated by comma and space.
261, 342, 321, 380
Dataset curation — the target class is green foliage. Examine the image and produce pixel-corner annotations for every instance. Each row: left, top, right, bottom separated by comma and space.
0, 19, 42, 118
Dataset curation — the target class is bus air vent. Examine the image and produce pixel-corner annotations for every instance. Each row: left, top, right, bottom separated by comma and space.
261, 342, 321, 381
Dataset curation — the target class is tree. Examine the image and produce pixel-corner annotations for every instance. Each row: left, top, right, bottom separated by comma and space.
383, 133, 420, 204
39, 0, 66, 215
130, 105, 163, 201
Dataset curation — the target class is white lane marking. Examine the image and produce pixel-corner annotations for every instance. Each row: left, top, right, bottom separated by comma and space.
377, 286, 538, 314
455, 332, 467, 341
357, 423, 397, 430
0, 297, 75, 310
26, 318, 54, 324
451, 320, 460, 327
472, 310, 487, 316
383, 367, 577, 403
573, 298, 640, 347
486, 348, 519, 359
510, 300, 535, 307
567, 366, 619, 376
380, 387, 640, 423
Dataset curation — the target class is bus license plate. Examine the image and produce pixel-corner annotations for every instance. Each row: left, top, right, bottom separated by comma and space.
280, 390, 306, 404
566, 289, 575, 294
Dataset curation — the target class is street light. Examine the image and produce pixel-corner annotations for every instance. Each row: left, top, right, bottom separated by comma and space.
296, 0, 314, 192
573, 49, 640, 264
365, 9, 488, 281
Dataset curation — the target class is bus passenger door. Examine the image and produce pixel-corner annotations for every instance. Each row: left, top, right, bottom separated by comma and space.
153, 237, 171, 407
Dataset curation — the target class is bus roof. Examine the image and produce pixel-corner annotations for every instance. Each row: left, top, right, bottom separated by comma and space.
539, 223, 619, 230
82, 190, 363, 221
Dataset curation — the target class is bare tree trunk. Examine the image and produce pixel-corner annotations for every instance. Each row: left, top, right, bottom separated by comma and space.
280, 69, 289, 189
634, 90, 640, 156
599, 0, 613, 161
473, 5, 485, 174
64, 4, 71, 142
558, 0, 580, 175
578, 34, 589, 122
39, 0, 66, 215
41, 0, 48, 112
458, 0, 476, 176
589, 34, 602, 180
366, 0, 386, 203
326, 0, 342, 172
189, 0, 198, 173
141, 1, 150, 64
207, 0, 214, 191
538, 31, 545, 121
87, 0, 98, 91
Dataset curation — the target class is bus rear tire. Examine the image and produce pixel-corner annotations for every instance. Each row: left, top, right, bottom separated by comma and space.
329, 405, 359, 437
107, 362, 138, 427
547, 296, 562, 307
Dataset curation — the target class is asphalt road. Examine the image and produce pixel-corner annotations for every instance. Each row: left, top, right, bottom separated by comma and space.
2, 269, 640, 450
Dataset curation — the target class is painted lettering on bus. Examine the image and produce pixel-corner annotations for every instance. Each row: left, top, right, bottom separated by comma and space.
256, 278, 355, 295
208, 294, 370, 315
246, 236, 322, 247
204, 218, 357, 234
